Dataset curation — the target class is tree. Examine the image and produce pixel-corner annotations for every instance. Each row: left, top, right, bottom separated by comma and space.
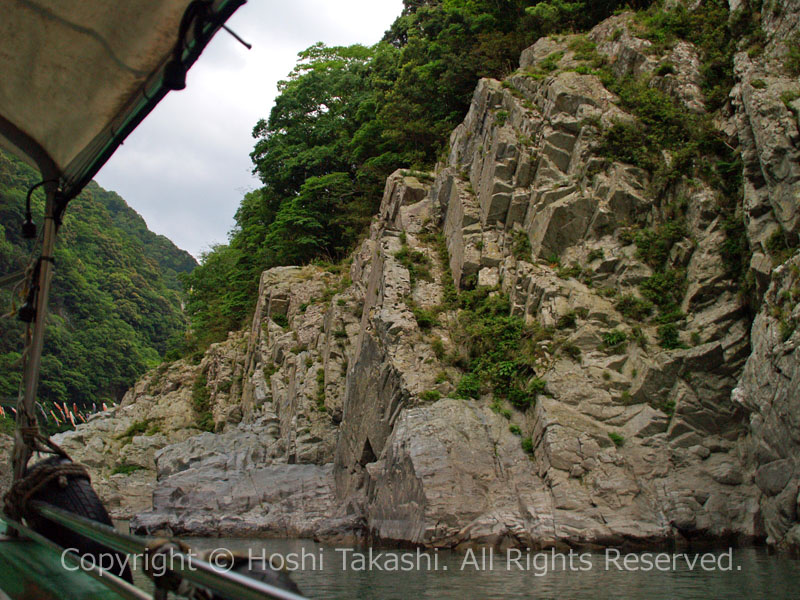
182, 0, 660, 351
0, 149, 193, 416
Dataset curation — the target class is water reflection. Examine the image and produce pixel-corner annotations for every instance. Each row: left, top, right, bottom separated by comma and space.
177, 538, 797, 600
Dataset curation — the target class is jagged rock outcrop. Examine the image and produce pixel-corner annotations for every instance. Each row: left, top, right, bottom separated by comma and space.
50, 333, 245, 518
729, 0, 800, 289
358, 12, 759, 547
33, 1, 800, 553
735, 255, 800, 552
728, 0, 800, 554
133, 177, 448, 538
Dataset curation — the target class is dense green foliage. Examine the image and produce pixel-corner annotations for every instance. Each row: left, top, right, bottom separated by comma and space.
448, 287, 552, 410
787, 34, 800, 76
615, 294, 654, 321
183, 0, 654, 349
598, 73, 735, 196
111, 463, 146, 475
191, 372, 214, 432
0, 149, 195, 425
596, 0, 753, 203
634, 0, 761, 110
591, 0, 761, 344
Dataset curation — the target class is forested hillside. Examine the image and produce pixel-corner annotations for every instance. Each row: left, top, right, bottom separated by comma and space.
181, 0, 666, 348
0, 148, 196, 429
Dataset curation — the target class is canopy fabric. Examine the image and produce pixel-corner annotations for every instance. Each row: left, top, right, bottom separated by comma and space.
0, 0, 244, 199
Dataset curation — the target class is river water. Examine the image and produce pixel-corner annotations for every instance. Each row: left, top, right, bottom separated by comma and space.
159, 538, 798, 599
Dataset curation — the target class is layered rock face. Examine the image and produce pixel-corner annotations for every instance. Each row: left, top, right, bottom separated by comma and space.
345, 17, 759, 547
735, 256, 800, 552
51, 340, 246, 517
48, 2, 800, 552
727, 0, 800, 554
132, 265, 365, 539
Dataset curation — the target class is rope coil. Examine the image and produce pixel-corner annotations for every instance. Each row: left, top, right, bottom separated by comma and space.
2, 437, 89, 522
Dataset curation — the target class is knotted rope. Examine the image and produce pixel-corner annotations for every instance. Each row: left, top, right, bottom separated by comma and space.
2, 431, 89, 522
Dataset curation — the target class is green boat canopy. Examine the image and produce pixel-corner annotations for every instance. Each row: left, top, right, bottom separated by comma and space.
0, 0, 245, 200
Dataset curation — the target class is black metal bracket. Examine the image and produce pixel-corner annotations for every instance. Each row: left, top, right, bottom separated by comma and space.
164, 0, 215, 90
17, 260, 41, 323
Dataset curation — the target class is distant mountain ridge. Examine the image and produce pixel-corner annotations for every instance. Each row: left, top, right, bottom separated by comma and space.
0, 148, 196, 426
80, 180, 197, 291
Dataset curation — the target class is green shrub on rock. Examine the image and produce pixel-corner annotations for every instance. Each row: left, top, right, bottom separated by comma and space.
420, 390, 442, 402
615, 294, 654, 321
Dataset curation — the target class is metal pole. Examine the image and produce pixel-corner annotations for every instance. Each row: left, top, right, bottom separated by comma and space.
31, 502, 309, 600
0, 513, 151, 600
13, 183, 58, 482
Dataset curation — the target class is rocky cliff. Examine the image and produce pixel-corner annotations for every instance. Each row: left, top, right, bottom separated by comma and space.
47, 1, 799, 552
727, 0, 800, 554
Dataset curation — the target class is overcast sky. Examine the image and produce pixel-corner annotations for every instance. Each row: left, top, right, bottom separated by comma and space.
95, 0, 404, 259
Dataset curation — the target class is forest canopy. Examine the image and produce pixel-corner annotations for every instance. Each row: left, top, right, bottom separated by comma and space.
0, 149, 196, 425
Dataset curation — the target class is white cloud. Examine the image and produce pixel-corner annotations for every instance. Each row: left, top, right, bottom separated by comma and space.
95, 0, 404, 258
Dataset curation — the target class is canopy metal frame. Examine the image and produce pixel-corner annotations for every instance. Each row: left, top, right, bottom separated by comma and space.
1, 502, 309, 600
32, 501, 308, 600
0, 3, 312, 597
12, 183, 59, 482
6, 0, 246, 481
